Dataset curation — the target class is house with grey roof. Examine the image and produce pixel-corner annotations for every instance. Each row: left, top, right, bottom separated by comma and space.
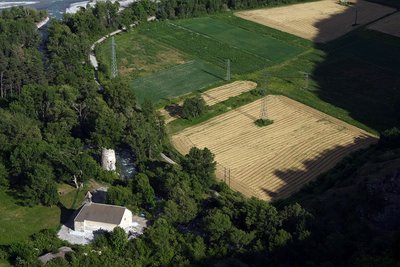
74, 202, 133, 232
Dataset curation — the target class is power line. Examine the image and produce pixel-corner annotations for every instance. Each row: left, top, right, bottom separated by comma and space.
226, 59, 231, 81
299, 71, 310, 90
259, 87, 268, 121
111, 36, 117, 79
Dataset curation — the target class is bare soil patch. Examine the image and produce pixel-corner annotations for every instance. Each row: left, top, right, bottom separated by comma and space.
367, 11, 400, 37
172, 95, 377, 201
235, 0, 395, 43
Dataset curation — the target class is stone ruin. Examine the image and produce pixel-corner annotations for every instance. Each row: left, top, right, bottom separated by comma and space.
101, 148, 116, 171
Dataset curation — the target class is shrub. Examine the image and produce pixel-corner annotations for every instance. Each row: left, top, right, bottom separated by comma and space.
379, 127, 400, 148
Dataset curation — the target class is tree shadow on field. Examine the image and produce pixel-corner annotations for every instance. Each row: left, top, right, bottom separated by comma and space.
310, 0, 400, 132
165, 103, 184, 118
258, 0, 400, 202
201, 68, 226, 81
262, 136, 377, 201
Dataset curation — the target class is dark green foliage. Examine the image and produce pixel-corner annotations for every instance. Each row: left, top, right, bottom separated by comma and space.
109, 227, 128, 254
380, 127, 400, 148
0, 162, 9, 188
0, 7, 47, 99
24, 163, 59, 206
254, 118, 273, 127
132, 173, 156, 209
280, 203, 312, 241
107, 185, 133, 206
1, 2, 400, 267
182, 95, 207, 119
9, 242, 38, 266
182, 147, 216, 188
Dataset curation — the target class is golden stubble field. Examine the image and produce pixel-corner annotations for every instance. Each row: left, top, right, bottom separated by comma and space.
160, 80, 257, 123
235, 0, 395, 43
172, 95, 377, 201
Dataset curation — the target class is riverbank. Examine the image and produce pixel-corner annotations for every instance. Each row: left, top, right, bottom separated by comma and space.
36, 16, 49, 28
66, 0, 136, 14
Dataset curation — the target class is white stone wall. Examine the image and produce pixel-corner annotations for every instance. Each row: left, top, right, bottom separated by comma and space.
84, 221, 117, 232
74, 221, 85, 232
101, 148, 116, 171
119, 209, 133, 229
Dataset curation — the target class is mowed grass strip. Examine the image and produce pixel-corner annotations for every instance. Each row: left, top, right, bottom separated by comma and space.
0, 190, 60, 245
139, 22, 268, 74
132, 60, 224, 102
176, 16, 305, 63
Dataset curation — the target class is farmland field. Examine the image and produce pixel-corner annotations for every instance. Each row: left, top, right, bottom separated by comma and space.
132, 60, 224, 102
96, 31, 189, 80
160, 80, 258, 123
98, 15, 309, 103
172, 96, 377, 201
267, 30, 400, 133
235, 0, 395, 43
174, 17, 305, 63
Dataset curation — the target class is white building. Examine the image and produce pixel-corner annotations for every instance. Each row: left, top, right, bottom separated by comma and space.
74, 203, 132, 232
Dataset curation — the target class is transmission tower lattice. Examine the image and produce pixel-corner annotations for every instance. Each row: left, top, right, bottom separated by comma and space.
111, 36, 118, 79
226, 59, 231, 81
224, 167, 231, 187
260, 89, 267, 121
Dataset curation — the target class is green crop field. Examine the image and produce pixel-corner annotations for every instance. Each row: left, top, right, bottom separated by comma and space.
139, 22, 268, 75
0, 190, 60, 245
175, 16, 305, 63
132, 60, 225, 102
98, 14, 309, 103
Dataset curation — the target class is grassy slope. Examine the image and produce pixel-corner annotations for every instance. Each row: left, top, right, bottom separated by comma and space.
0, 190, 60, 245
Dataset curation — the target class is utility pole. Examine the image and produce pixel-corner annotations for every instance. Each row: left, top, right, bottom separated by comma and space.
299, 71, 310, 90
260, 89, 267, 121
111, 36, 118, 79
353, 7, 358, 26
228, 168, 231, 187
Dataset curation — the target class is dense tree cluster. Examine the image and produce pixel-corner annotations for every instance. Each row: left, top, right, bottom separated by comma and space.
0, 2, 399, 267
0, 7, 47, 98
182, 95, 207, 119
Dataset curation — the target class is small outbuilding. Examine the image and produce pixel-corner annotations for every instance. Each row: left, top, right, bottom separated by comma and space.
74, 203, 133, 232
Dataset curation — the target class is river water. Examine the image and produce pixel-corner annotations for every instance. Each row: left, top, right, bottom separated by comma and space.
0, 0, 83, 18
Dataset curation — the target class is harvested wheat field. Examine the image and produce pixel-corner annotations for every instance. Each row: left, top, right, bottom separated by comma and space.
235, 0, 395, 43
160, 80, 257, 123
368, 12, 400, 38
172, 95, 377, 201
202, 81, 257, 106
